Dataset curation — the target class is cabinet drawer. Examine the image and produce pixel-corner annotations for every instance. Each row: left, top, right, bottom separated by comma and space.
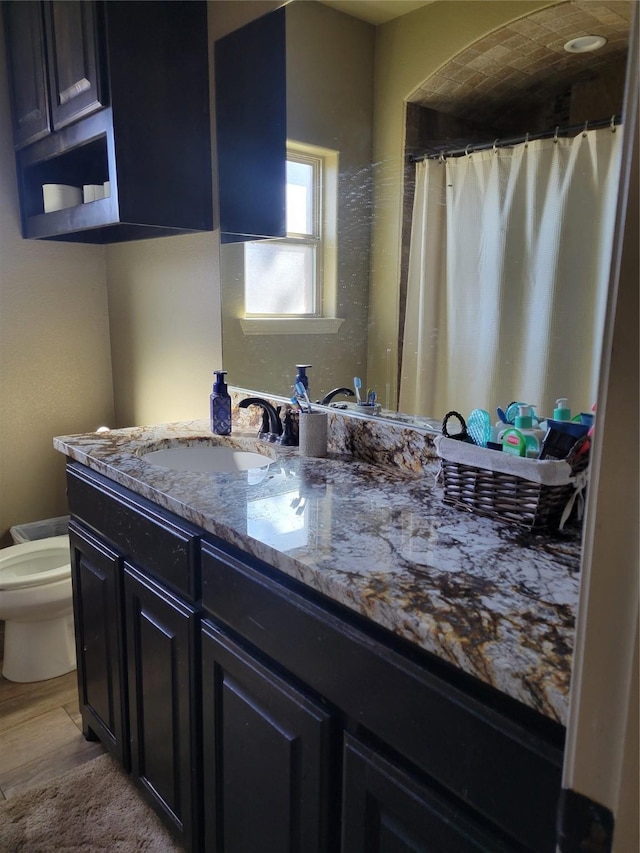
201, 538, 563, 852
67, 463, 200, 600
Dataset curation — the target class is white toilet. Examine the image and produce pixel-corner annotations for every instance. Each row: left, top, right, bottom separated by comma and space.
0, 535, 76, 682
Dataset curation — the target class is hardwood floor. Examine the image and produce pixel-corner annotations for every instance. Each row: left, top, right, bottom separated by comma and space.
0, 621, 105, 801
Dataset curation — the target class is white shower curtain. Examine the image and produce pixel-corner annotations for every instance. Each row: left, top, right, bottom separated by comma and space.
399, 126, 623, 420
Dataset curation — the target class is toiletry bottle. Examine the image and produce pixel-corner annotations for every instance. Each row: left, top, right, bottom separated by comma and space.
295, 365, 312, 395
512, 405, 546, 457
210, 370, 231, 435
502, 428, 527, 456
496, 405, 543, 445
553, 398, 571, 421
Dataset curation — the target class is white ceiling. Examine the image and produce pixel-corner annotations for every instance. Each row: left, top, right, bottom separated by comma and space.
318, 0, 433, 26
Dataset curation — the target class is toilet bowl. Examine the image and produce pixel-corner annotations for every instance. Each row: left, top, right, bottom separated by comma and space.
0, 535, 76, 682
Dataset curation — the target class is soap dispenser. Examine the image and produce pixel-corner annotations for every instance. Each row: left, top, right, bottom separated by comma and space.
295, 364, 312, 395
210, 370, 231, 435
513, 405, 546, 457
553, 398, 571, 421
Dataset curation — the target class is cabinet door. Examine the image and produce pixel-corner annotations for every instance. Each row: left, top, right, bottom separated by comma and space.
69, 521, 128, 766
341, 735, 517, 853
202, 620, 337, 853
214, 7, 286, 242
44, 0, 104, 131
125, 564, 198, 849
2, 1, 50, 147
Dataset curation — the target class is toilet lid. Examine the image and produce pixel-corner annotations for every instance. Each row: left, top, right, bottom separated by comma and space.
0, 535, 71, 590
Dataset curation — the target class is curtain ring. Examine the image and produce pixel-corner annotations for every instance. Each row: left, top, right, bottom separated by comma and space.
465, 144, 472, 157
553, 126, 560, 143
492, 138, 499, 154
524, 132, 530, 148
439, 151, 446, 163
610, 114, 617, 132
582, 120, 589, 137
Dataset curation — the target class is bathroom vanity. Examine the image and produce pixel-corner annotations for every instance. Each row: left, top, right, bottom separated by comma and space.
54, 416, 582, 852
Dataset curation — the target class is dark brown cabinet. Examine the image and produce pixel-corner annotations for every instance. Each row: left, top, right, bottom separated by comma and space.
3, 1, 104, 148
214, 7, 286, 243
341, 735, 514, 853
65, 461, 565, 852
201, 620, 337, 853
125, 564, 200, 848
69, 520, 128, 767
2, 0, 212, 243
66, 462, 202, 850
44, 1, 104, 132
200, 538, 564, 853
3, 1, 50, 148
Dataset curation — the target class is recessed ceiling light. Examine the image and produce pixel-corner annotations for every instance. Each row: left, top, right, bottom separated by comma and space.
564, 35, 607, 53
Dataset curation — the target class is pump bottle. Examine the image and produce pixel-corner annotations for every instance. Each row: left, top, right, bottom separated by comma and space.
210, 370, 232, 435
295, 365, 312, 395
500, 405, 545, 457
553, 398, 571, 421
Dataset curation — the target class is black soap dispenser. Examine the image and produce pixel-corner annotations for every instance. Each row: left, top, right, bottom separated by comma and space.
295, 364, 312, 394
210, 370, 231, 435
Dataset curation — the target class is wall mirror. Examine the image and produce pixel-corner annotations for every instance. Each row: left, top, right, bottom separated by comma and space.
217, 0, 633, 427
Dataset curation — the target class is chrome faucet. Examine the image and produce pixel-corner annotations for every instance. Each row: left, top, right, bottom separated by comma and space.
238, 397, 283, 441
319, 387, 355, 406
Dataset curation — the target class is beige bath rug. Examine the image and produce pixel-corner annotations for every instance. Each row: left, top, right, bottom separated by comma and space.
0, 752, 184, 851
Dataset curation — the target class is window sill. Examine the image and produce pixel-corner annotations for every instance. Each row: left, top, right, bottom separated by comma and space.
239, 317, 345, 336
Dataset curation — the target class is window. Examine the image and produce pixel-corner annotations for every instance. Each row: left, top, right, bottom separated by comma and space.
241, 142, 342, 335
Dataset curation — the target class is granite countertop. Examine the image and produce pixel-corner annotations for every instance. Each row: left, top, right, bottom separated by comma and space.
54, 419, 582, 725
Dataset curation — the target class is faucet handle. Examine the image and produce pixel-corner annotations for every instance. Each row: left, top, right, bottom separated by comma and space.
277, 409, 298, 446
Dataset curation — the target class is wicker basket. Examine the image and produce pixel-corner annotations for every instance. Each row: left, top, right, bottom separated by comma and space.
434, 436, 589, 530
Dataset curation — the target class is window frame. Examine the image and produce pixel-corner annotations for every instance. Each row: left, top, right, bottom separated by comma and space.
241, 141, 339, 328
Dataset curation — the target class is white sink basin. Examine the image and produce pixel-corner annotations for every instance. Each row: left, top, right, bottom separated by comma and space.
142, 445, 272, 473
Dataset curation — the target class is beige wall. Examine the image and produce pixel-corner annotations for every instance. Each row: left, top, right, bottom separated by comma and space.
0, 18, 113, 545
367, 0, 553, 402
106, 233, 220, 426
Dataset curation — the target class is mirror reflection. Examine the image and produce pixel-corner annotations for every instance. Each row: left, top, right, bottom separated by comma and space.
219, 0, 632, 426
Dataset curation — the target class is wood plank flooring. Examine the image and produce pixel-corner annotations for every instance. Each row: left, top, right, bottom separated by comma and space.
0, 621, 104, 801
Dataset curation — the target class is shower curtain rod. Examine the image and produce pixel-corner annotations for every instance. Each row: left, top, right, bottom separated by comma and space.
409, 114, 622, 162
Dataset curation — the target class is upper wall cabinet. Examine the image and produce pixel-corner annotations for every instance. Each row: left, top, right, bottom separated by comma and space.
2, 1, 213, 243
4, 1, 50, 148
4, 1, 105, 149
214, 7, 286, 243
44, 1, 104, 134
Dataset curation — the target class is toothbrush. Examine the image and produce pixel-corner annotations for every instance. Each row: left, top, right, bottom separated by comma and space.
369, 390, 376, 406
353, 377, 362, 405
295, 381, 312, 412
290, 396, 303, 412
